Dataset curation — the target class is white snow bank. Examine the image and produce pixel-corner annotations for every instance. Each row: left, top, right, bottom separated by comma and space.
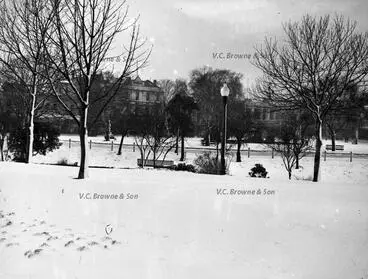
0, 161, 367, 279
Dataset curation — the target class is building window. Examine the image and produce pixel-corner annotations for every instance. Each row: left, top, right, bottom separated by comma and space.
150, 93, 157, 102
270, 110, 275, 120
139, 91, 147, 102
130, 91, 136, 101
262, 108, 267, 120
146, 92, 149, 102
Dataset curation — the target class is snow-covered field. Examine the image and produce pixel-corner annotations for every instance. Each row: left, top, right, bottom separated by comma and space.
1, 147, 368, 279
31, 135, 368, 170
59, 134, 368, 153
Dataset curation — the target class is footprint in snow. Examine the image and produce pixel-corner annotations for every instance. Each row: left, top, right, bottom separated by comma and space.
111, 240, 121, 245
33, 231, 50, 237
0, 237, 6, 243
6, 242, 19, 247
64, 240, 74, 247
47, 235, 58, 241
101, 236, 112, 242
87, 241, 99, 246
76, 245, 88, 251
24, 248, 43, 258
40, 242, 49, 248
2, 220, 12, 227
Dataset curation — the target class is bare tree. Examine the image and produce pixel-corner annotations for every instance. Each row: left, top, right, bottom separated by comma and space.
158, 79, 176, 105
228, 100, 256, 162
253, 14, 368, 182
166, 79, 198, 161
133, 107, 175, 168
189, 67, 244, 146
326, 82, 368, 146
44, 0, 151, 178
0, 0, 53, 163
269, 112, 312, 179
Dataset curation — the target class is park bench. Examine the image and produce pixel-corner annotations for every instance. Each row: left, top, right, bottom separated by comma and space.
326, 144, 344, 151
201, 139, 217, 146
137, 158, 174, 168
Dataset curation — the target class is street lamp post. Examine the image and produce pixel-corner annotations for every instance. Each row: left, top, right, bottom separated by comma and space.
220, 83, 230, 175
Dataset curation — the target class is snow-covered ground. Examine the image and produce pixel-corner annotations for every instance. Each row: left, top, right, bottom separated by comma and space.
59, 134, 368, 153
33, 135, 368, 171
1, 150, 368, 278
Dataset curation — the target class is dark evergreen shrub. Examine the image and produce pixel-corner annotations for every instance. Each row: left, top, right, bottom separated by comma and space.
8, 122, 61, 162
249, 163, 268, 178
170, 163, 197, 172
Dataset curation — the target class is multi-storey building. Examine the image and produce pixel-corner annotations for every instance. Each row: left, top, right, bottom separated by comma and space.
113, 75, 164, 115
44, 74, 165, 135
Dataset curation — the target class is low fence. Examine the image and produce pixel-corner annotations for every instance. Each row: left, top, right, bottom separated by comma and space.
60, 139, 368, 162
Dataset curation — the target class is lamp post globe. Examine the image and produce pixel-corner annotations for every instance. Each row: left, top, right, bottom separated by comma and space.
221, 83, 230, 97
220, 83, 229, 175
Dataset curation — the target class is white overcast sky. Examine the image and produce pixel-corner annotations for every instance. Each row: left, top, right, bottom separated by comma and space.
110, 0, 368, 86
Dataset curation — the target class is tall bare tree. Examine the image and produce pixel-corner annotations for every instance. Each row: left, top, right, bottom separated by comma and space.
253, 14, 368, 182
166, 79, 198, 161
44, 0, 151, 178
0, 0, 53, 163
158, 79, 175, 105
189, 67, 244, 146
228, 100, 256, 162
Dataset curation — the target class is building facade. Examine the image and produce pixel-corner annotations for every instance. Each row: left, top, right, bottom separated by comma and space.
115, 75, 164, 115
44, 74, 165, 135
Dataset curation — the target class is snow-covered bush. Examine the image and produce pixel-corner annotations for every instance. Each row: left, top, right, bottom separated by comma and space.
170, 163, 196, 173
194, 152, 230, 175
249, 163, 268, 178
57, 158, 68, 166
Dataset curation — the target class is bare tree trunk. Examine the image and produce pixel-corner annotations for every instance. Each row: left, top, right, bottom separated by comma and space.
236, 138, 241, 162
354, 126, 359, 144
180, 134, 185, 161
105, 119, 112, 141
78, 106, 89, 179
26, 90, 37, 163
288, 171, 292, 180
327, 124, 336, 151
207, 124, 211, 146
313, 118, 322, 182
331, 131, 336, 151
295, 156, 299, 169
153, 144, 156, 168
117, 131, 126, 155
0, 136, 4, 161
175, 128, 179, 154
215, 142, 219, 162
